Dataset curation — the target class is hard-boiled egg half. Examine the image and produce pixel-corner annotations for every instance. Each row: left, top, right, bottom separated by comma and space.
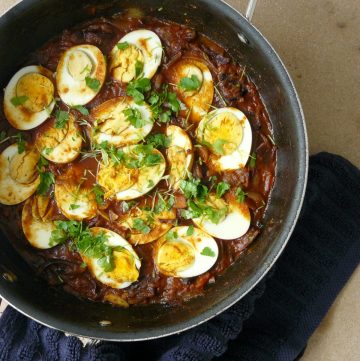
196, 107, 252, 171
22, 194, 57, 249
166, 58, 214, 122
0, 144, 40, 205
4, 65, 55, 130
110, 29, 163, 82
166, 125, 193, 190
119, 205, 176, 245
81, 227, 141, 289
56, 45, 106, 106
192, 194, 251, 240
36, 113, 82, 163
54, 165, 97, 221
91, 97, 153, 147
154, 226, 218, 278
97, 145, 166, 201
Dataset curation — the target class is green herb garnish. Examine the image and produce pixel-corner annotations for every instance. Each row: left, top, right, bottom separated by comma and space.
249, 152, 257, 168
72, 105, 89, 115
213, 139, 228, 155
117, 42, 130, 50
14, 133, 26, 154
126, 77, 151, 104
55, 110, 70, 129
132, 218, 151, 234
235, 187, 247, 203
36, 155, 55, 195
186, 225, 195, 236
69, 204, 81, 210
216, 182, 230, 198
179, 75, 201, 92
135, 60, 144, 78
200, 247, 216, 257
11, 95, 28, 107
92, 184, 105, 205
146, 133, 170, 149
85, 76, 101, 92
123, 107, 147, 128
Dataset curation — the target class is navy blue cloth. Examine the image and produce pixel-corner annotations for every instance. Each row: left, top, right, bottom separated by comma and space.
0, 152, 359, 361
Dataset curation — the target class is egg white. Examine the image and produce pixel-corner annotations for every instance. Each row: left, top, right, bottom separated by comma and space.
193, 195, 251, 240
36, 114, 82, 164
22, 195, 56, 249
166, 125, 193, 190
166, 58, 214, 122
119, 206, 176, 245
0, 144, 40, 205
54, 178, 97, 221
196, 107, 252, 171
110, 29, 163, 82
56, 45, 106, 106
97, 145, 166, 201
81, 227, 141, 289
91, 97, 153, 147
155, 226, 219, 278
4, 65, 55, 130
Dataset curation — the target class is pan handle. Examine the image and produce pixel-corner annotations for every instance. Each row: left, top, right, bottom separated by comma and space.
245, 0, 258, 22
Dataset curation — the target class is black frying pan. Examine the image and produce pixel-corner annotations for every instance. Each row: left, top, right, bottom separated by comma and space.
0, 0, 308, 341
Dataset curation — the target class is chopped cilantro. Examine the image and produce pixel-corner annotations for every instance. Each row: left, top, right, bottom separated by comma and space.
235, 187, 247, 203
216, 181, 230, 198
213, 139, 228, 155
36, 155, 54, 195
55, 110, 70, 129
0, 130, 7, 142
179, 75, 201, 92
180, 177, 209, 201
249, 152, 257, 168
123, 107, 148, 128
132, 218, 151, 234
11, 95, 28, 107
135, 60, 144, 78
72, 105, 89, 115
14, 133, 25, 154
166, 230, 178, 241
50, 220, 117, 272
200, 247, 216, 257
116, 42, 129, 50
186, 225, 195, 236
85, 76, 101, 92
146, 133, 170, 149
92, 185, 105, 205
126, 77, 151, 104
182, 200, 227, 225
69, 204, 81, 210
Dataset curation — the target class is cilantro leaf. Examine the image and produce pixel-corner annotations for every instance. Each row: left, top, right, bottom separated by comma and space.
235, 187, 247, 203
216, 181, 230, 198
186, 225, 195, 236
135, 60, 144, 78
14, 133, 25, 154
213, 139, 228, 155
180, 177, 209, 201
146, 133, 170, 149
85, 76, 101, 92
249, 152, 257, 168
69, 204, 81, 210
123, 107, 147, 128
182, 200, 227, 225
179, 75, 201, 92
166, 230, 178, 241
55, 110, 70, 129
11, 95, 28, 107
72, 105, 89, 115
117, 42, 129, 50
92, 184, 105, 205
132, 218, 151, 234
126, 77, 151, 104
200, 247, 216, 257
37, 172, 55, 195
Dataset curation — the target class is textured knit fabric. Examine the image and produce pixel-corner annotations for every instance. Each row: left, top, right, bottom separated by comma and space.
0, 152, 359, 361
